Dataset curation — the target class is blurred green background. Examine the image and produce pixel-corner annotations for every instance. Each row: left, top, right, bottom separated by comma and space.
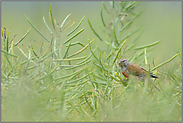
1, 1, 182, 122
1, 1, 181, 65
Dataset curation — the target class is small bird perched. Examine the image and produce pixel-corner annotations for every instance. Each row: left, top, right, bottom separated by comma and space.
118, 59, 158, 80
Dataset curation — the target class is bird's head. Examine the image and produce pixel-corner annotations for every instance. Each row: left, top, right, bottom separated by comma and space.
118, 59, 130, 70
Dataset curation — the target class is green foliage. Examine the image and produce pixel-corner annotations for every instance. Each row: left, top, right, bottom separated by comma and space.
1, 1, 182, 122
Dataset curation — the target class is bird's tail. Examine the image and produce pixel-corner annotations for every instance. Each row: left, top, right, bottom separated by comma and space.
150, 73, 158, 78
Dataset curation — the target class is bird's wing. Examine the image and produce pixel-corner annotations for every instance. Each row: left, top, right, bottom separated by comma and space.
126, 63, 145, 75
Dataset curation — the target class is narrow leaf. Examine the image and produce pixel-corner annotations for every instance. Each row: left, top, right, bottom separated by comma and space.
66, 42, 85, 47
88, 19, 103, 41
54, 56, 88, 62
14, 28, 31, 46
119, 20, 132, 32
24, 14, 49, 42
63, 42, 71, 59
63, 15, 75, 30
135, 41, 160, 50
36, 63, 60, 81
60, 13, 71, 31
49, 4, 55, 30
115, 72, 128, 86
112, 39, 127, 64
76, 48, 96, 65
66, 60, 91, 70
100, 8, 106, 27
67, 38, 95, 58
55, 67, 86, 81
119, 26, 142, 44
63, 27, 86, 45
151, 53, 180, 71
1, 49, 18, 57
113, 27, 119, 45
67, 69, 95, 84
43, 16, 53, 35
67, 16, 85, 36
102, 1, 109, 14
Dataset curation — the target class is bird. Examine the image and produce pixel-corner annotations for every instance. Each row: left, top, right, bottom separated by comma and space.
118, 59, 158, 80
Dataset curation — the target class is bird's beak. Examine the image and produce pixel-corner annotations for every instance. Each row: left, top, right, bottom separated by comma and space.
118, 61, 121, 65
118, 59, 122, 66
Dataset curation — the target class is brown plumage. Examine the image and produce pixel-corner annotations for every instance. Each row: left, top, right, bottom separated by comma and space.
119, 59, 158, 79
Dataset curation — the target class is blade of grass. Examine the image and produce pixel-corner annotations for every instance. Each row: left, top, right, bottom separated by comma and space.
112, 39, 127, 65
119, 10, 143, 32
67, 16, 85, 36
115, 72, 128, 86
60, 13, 71, 31
2, 54, 13, 68
135, 40, 160, 50
1, 49, 18, 57
55, 67, 86, 81
63, 27, 86, 45
9, 34, 17, 45
25, 49, 31, 72
54, 55, 88, 62
111, 1, 115, 8
67, 38, 95, 58
20, 57, 37, 65
102, 1, 109, 14
119, 20, 132, 32
6, 32, 9, 52
36, 63, 60, 81
66, 59, 91, 70
27, 65, 37, 71
144, 48, 147, 65
98, 52, 108, 72
38, 46, 61, 63
43, 16, 53, 35
118, 45, 127, 60
31, 44, 39, 58
63, 42, 71, 59
24, 14, 49, 42
113, 27, 119, 45
121, 1, 128, 10
67, 19, 77, 30
88, 38, 99, 61
151, 53, 180, 71
124, 1, 136, 12
93, 80, 109, 86
108, 73, 121, 82
93, 73, 106, 81
49, 4, 55, 30
119, 26, 143, 44
66, 42, 85, 47
84, 93, 94, 111
17, 45, 27, 58
100, 8, 106, 27
14, 28, 31, 47
63, 15, 75, 30
67, 69, 95, 84
76, 48, 96, 65
88, 19, 103, 41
